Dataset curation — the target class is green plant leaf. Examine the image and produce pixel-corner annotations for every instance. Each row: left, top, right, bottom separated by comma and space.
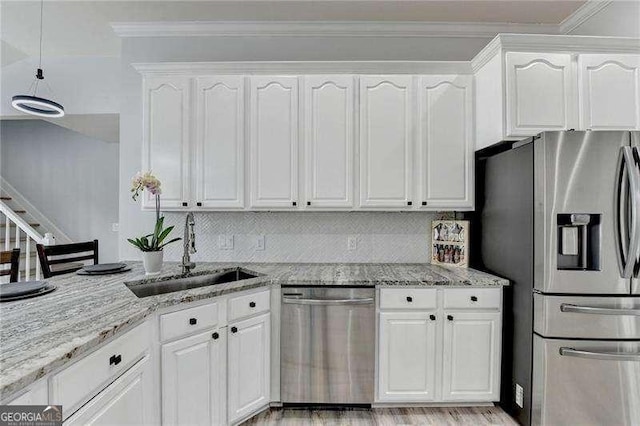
156, 225, 174, 245
158, 237, 181, 249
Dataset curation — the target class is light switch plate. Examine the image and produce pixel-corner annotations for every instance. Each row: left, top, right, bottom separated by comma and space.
218, 235, 234, 250
515, 383, 524, 408
256, 235, 265, 251
347, 236, 357, 251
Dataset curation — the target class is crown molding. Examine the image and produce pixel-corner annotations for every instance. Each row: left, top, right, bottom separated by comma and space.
111, 20, 558, 38
559, 0, 613, 34
131, 61, 473, 75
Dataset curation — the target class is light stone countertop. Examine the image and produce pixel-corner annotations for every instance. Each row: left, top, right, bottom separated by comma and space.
0, 261, 507, 399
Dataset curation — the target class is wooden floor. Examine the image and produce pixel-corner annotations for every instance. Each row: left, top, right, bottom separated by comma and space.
242, 406, 518, 425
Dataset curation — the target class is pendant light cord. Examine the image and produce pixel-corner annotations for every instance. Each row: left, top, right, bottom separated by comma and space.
38, 0, 43, 69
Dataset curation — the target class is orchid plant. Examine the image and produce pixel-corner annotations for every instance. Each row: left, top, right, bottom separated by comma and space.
128, 171, 181, 252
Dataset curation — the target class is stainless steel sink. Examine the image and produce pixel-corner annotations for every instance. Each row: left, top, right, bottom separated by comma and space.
125, 269, 259, 298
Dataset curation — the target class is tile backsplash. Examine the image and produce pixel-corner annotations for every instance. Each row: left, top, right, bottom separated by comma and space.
161, 212, 436, 264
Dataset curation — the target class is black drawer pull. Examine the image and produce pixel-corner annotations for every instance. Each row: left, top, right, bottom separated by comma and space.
421, 201, 427, 206
189, 318, 197, 325
447, 315, 454, 321
307, 201, 311, 206
212, 332, 219, 340
109, 354, 122, 366
430, 314, 436, 321
231, 326, 238, 333
471, 296, 478, 302
407, 201, 412, 206
292, 201, 297, 207
197, 202, 202, 207
406, 296, 413, 302
182, 202, 188, 207
249, 301, 256, 308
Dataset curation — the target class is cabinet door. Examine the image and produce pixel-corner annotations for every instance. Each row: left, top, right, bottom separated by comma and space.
442, 312, 501, 402
579, 54, 640, 130
418, 75, 473, 209
505, 53, 576, 137
228, 313, 270, 424
249, 76, 298, 208
142, 76, 191, 209
65, 355, 156, 426
304, 75, 355, 208
378, 312, 438, 402
195, 76, 245, 209
162, 330, 226, 426
359, 76, 413, 208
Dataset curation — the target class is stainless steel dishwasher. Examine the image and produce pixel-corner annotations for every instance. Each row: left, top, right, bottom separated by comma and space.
281, 287, 375, 405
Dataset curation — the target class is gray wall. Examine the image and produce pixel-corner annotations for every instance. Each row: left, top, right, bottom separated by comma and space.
568, 1, 640, 38
1, 119, 119, 261
118, 35, 479, 262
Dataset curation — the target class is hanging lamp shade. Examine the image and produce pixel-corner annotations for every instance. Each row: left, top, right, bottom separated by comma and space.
12, 1, 64, 118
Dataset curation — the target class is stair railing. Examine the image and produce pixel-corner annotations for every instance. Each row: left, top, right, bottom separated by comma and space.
0, 200, 45, 281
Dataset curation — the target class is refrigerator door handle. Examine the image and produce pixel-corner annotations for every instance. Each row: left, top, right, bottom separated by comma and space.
615, 147, 640, 278
559, 347, 640, 362
560, 303, 640, 316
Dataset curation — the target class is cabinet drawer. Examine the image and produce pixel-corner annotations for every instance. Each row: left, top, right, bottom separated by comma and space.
443, 288, 501, 310
228, 289, 270, 322
160, 301, 219, 342
51, 321, 150, 418
380, 288, 437, 310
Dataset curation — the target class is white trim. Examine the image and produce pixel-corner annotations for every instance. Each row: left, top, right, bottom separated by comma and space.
132, 61, 473, 76
471, 33, 640, 72
559, 0, 613, 35
111, 20, 558, 39
0, 176, 73, 244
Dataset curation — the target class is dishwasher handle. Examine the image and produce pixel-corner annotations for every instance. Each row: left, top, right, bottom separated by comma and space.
283, 297, 374, 306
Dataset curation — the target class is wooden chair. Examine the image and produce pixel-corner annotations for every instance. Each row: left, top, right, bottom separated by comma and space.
1, 248, 20, 283
36, 240, 99, 278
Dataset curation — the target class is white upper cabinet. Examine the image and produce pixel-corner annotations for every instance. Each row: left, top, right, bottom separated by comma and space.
442, 312, 501, 402
378, 312, 438, 402
359, 76, 414, 208
249, 76, 299, 209
195, 76, 245, 209
418, 75, 473, 210
304, 76, 355, 208
505, 52, 577, 137
579, 54, 640, 130
142, 76, 191, 209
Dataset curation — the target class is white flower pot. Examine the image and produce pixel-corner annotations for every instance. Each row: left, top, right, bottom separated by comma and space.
142, 250, 163, 276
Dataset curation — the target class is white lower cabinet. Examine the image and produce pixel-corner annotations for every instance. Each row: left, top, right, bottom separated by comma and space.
65, 355, 156, 426
228, 313, 271, 424
442, 312, 501, 401
378, 312, 438, 401
161, 329, 226, 426
377, 288, 502, 404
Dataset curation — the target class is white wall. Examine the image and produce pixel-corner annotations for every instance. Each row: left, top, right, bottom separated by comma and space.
118, 35, 482, 262
1, 119, 119, 261
568, 1, 640, 37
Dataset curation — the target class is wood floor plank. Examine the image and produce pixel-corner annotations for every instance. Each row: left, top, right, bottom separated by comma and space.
242, 407, 518, 426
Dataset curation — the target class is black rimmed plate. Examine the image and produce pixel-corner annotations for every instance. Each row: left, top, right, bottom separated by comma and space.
76, 266, 131, 276
0, 281, 56, 302
82, 263, 127, 273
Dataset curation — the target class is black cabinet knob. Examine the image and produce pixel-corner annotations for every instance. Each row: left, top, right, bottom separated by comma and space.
471, 296, 478, 302
430, 314, 436, 321
407, 201, 413, 206
231, 326, 238, 333
109, 354, 122, 366
421, 201, 427, 206
447, 315, 454, 321
212, 332, 219, 340
182, 202, 188, 207
292, 201, 297, 207
189, 318, 197, 325
249, 301, 256, 308
307, 201, 311, 206
197, 202, 202, 207
406, 296, 413, 302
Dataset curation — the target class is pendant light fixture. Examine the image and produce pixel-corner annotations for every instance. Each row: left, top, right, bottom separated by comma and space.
11, 0, 64, 118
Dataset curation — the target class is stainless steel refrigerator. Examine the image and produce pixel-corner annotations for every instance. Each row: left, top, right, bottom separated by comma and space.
475, 131, 640, 426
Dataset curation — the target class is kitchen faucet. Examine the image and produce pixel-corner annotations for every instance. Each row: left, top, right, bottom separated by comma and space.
182, 212, 196, 275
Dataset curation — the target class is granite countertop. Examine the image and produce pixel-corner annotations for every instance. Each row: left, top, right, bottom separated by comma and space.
0, 261, 507, 399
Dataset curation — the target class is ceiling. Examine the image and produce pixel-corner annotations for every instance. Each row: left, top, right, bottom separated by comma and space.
1, 0, 587, 60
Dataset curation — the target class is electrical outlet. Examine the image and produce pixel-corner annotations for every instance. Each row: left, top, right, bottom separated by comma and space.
347, 236, 358, 251
515, 383, 524, 408
111, 223, 119, 232
218, 235, 234, 250
256, 235, 265, 251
